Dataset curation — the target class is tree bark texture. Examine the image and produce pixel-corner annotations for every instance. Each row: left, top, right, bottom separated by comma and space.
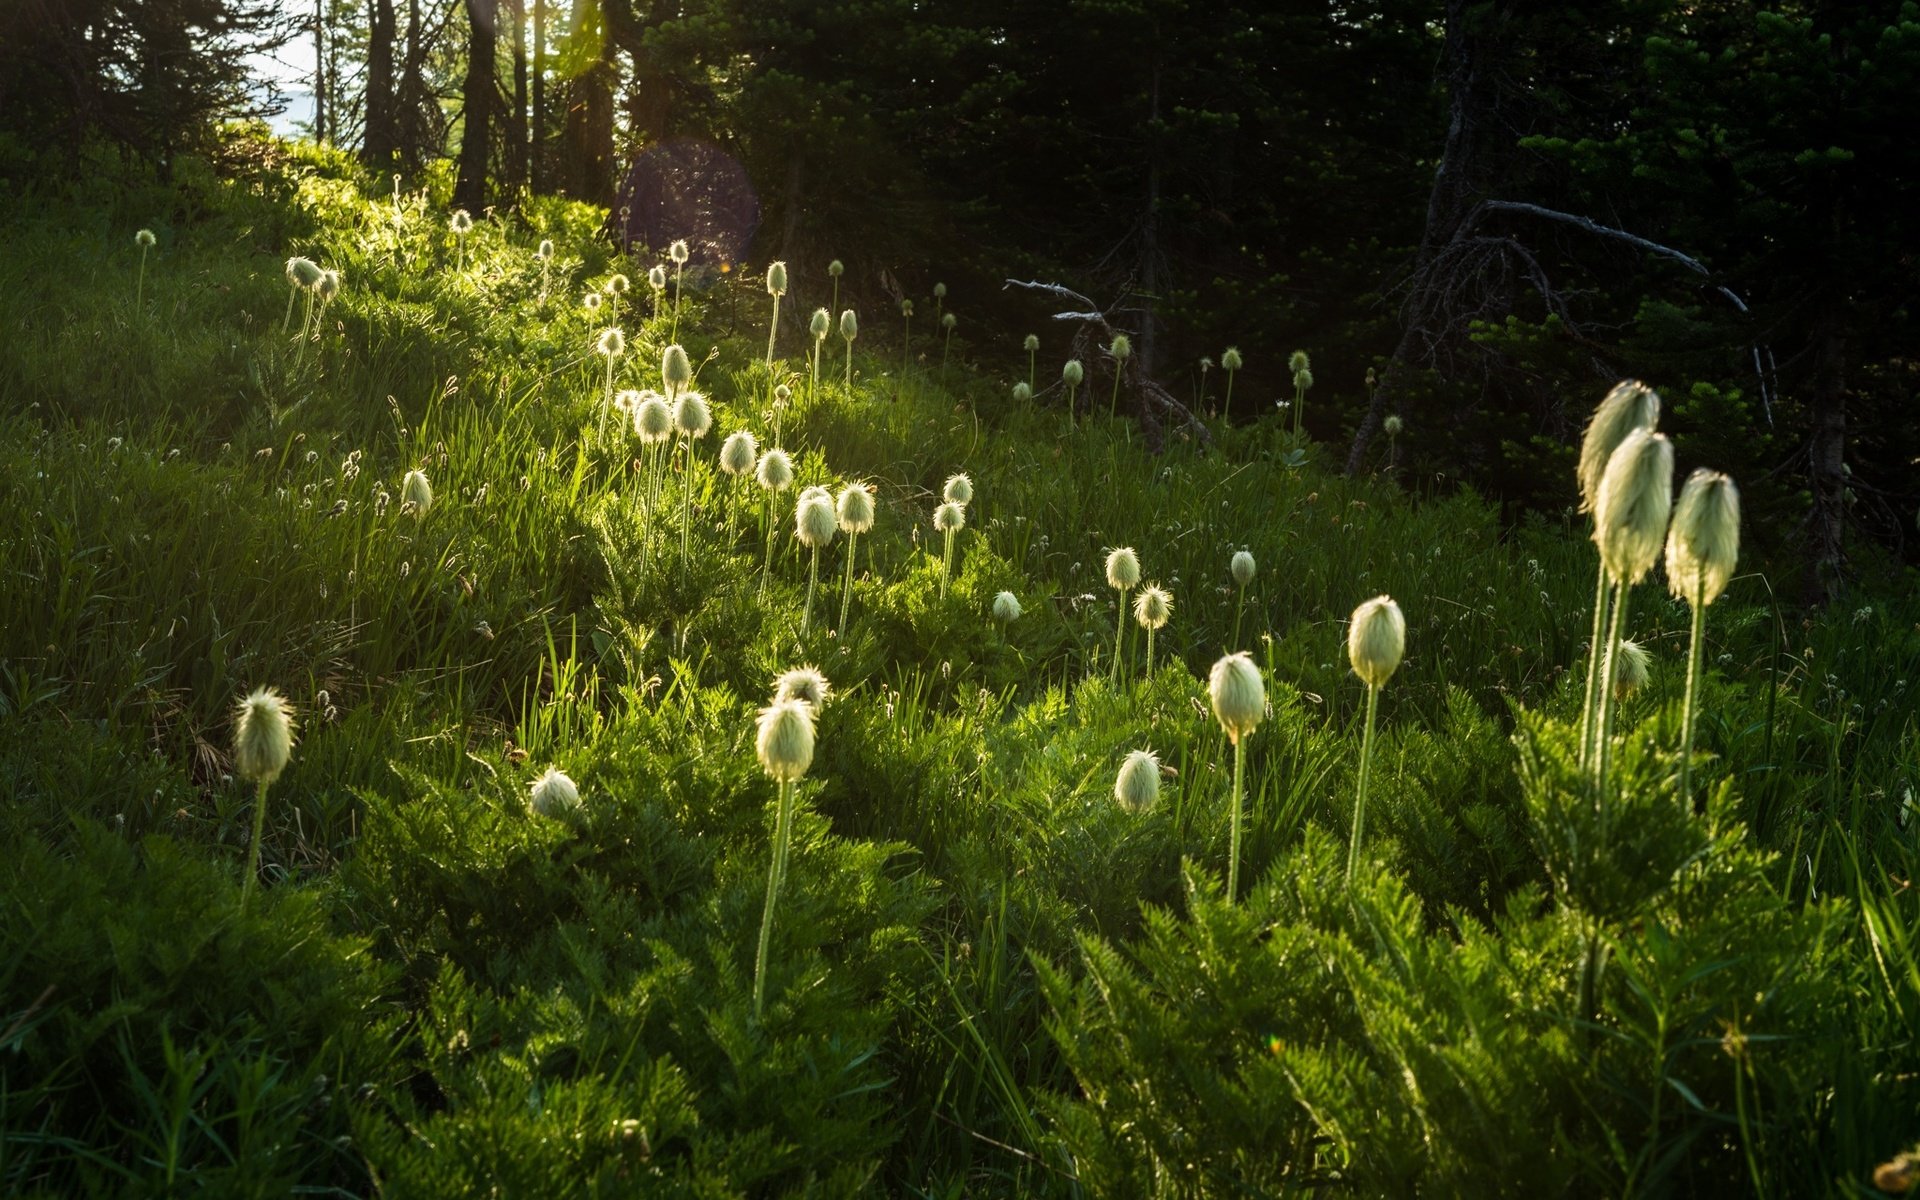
454, 0, 497, 214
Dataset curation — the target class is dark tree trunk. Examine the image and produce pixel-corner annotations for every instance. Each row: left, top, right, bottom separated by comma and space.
363, 0, 396, 167
454, 0, 497, 214
399, 0, 429, 168
1137, 45, 1163, 400
1345, 0, 1503, 475
507, 0, 528, 192
1804, 301, 1848, 604
531, 0, 546, 190
312, 0, 327, 143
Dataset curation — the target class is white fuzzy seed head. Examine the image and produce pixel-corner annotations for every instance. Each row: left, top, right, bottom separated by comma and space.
840, 309, 858, 340
1383, 414, 1403, 437
614, 388, 639, 415
1024, 334, 1039, 352
662, 344, 693, 395
1221, 347, 1242, 372
136, 228, 156, 248
943, 473, 973, 506
1111, 334, 1131, 361
605, 274, 627, 296
316, 269, 340, 301
1134, 585, 1172, 630
233, 687, 297, 785
1665, 469, 1740, 607
529, 767, 580, 818
720, 430, 759, 476
1347, 595, 1407, 689
450, 209, 473, 235
669, 239, 690, 265
755, 699, 815, 784
672, 391, 712, 439
584, 292, 603, 312
1288, 349, 1310, 375
811, 307, 832, 339
536, 239, 554, 260
1209, 653, 1265, 744
828, 259, 845, 277
402, 468, 433, 517
596, 327, 625, 357
934, 500, 966, 534
933, 282, 947, 299
993, 590, 1021, 623
797, 487, 838, 548
1294, 367, 1314, 391
1105, 546, 1141, 591
1613, 638, 1651, 700
1063, 359, 1084, 386
286, 256, 323, 288
1230, 550, 1255, 588
757, 448, 794, 492
941, 312, 956, 331
1593, 428, 1675, 585
1012, 382, 1031, 403
1578, 380, 1661, 514
774, 383, 791, 406
773, 665, 831, 708
767, 261, 788, 297
1114, 749, 1161, 814
836, 482, 875, 533
635, 392, 673, 442
648, 264, 667, 289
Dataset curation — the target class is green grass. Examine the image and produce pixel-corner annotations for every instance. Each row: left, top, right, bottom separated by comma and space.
1, 139, 1917, 1196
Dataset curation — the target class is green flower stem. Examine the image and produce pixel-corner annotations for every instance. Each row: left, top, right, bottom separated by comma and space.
766, 295, 781, 367
1109, 368, 1121, 420
941, 528, 955, 599
680, 437, 695, 565
670, 261, 683, 344
752, 777, 797, 1021
1145, 625, 1155, 678
1593, 581, 1633, 801
1026, 348, 1035, 398
282, 285, 298, 334
1224, 370, 1235, 419
844, 338, 854, 388
810, 341, 821, 409
1232, 588, 1246, 650
941, 328, 952, 382
1110, 589, 1128, 684
242, 779, 269, 911
1227, 736, 1246, 901
839, 531, 859, 634
1347, 683, 1380, 884
760, 492, 777, 594
802, 545, 820, 634
136, 246, 149, 311
1578, 558, 1612, 769
902, 315, 911, 381
1679, 580, 1707, 810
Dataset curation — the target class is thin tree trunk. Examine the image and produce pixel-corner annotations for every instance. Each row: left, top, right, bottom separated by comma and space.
1804, 301, 1848, 604
508, 0, 528, 192
312, 0, 327, 143
454, 0, 497, 214
1137, 45, 1163, 407
560, 0, 613, 206
364, 0, 396, 166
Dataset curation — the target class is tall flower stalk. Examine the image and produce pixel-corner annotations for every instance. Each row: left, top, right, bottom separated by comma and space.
796, 487, 837, 635
1590, 427, 1675, 795
753, 697, 816, 1020
1063, 360, 1083, 429
809, 308, 831, 407
1208, 653, 1264, 900
233, 687, 297, 911
934, 502, 965, 598
836, 482, 875, 633
1575, 382, 1661, 767
1666, 470, 1740, 809
764, 261, 788, 367
1024, 334, 1039, 397
900, 299, 914, 382
1108, 335, 1131, 420
1105, 547, 1140, 683
757, 449, 794, 593
1288, 351, 1313, 439
135, 229, 156, 310
828, 259, 844, 323
1135, 585, 1171, 676
668, 238, 690, 343
1221, 347, 1242, 419
1230, 550, 1255, 649
1345, 596, 1406, 882
840, 309, 859, 388
672, 390, 712, 564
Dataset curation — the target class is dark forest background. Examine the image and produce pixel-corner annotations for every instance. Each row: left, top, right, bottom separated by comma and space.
4, 0, 1916, 602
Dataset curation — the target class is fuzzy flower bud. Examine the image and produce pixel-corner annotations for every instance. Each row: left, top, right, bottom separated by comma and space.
836, 482, 875, 533
720, 430, 759, 476
1230, 550, 1255, 588
840, 309, 858, 340
584, 292, 602, 312
536, 239, 554, 260
233, 687, 297, 785
1024, 334, 1039, 353
136, 228, 157, 248
755, 699, 815, 784
529, 767, 580, 818
773, 665, 831, 708
1209, 653, 1265, 745
672, 391, 712, 440
635, 392, 673, 442
1383, 414, 1403, 437
993, 591, 1021, 623
648, 264, 667, 289
767, 261, 788, 297
662, 344, 692, 396
796, 487, 838, 549
757, 448, 794, 492
402, 468, 433, 517
1665, 469, 1740, 608
1613, 638, 1651, 700
1110, 334, 1131, 361
811, 307, 831, 340
1578, 380, 1661, 514
449, 209, 473, 235
1347, 595, 1407, 689
596, 327, 625, 357
606, 273, 629, 295
1293, 367, 1314, 391
1063, 360, 1084, 386
286, 256, 323, 288
933, 282, 947, 299
1288, 350, 1310, 375
901, 299, 914, 317
1593, 427, 1675, 585
669, 239, 690, 265
1134, 585, 1172, 630
941, 312, 956, 331
1012, 382, 1031, 403
1105, 547, 1141, 591
828, 259, 845, 277
1221, 347, 1242, 372
1114, 749, 1161, 814
934, 501, 966, 534
943, 473, 973, 507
